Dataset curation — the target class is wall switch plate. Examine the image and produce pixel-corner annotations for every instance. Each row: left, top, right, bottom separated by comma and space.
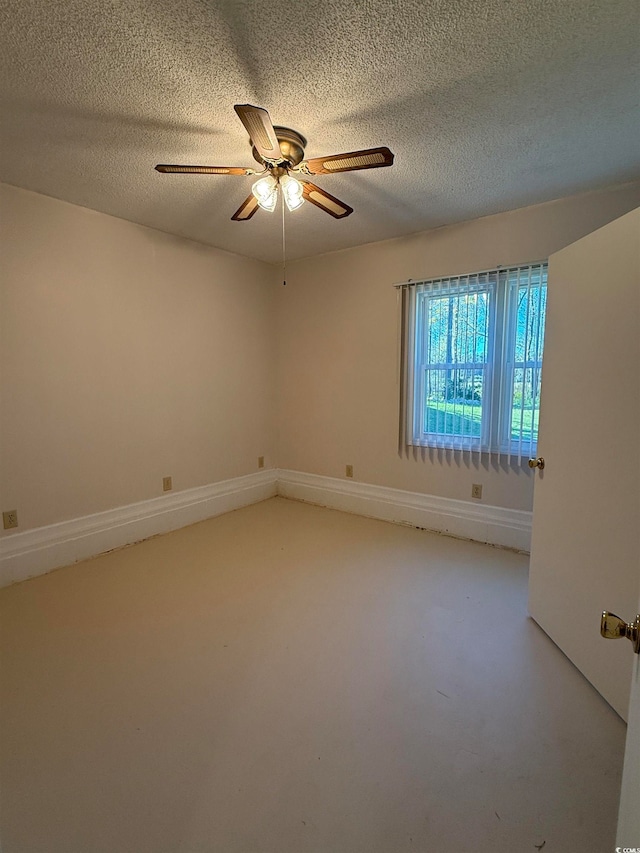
346, 464, 354, 478
258, 456, 265, 469
471, 484, 483, 500
162, 477, 172, 492
3, 510, 18, 530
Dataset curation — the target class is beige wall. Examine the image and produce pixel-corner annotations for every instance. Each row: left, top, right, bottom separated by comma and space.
275, 182, 640, 511
3, 180, 639, 536
0, 184, 276, 533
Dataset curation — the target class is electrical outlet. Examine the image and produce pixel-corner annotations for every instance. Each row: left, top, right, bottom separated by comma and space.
471, 484, 483, 500
346, 464, 354, 478
3, 510, 18, 530
162, 476, 172, 492
258, 456, 265, 469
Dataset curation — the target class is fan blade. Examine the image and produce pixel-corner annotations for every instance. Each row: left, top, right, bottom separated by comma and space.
301, 146, 394, 175
234, 104, 282, 162
301, 181, 353, 219
231, 193, 260, 221
155, 164, 251, 175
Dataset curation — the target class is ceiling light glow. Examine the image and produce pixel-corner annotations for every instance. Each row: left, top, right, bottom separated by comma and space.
281, 175, 304, 212
251, 175, 278, 211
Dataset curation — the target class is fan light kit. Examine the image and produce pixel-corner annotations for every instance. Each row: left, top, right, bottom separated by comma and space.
155, 104, 394, 221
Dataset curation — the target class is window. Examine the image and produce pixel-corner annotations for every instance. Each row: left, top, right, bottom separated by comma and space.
399, 263, 547, 460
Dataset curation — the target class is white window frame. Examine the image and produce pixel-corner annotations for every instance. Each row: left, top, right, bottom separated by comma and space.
403, 263, 547, 459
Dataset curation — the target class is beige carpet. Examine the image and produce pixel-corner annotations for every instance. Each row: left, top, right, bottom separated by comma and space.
0, 497, 625, 852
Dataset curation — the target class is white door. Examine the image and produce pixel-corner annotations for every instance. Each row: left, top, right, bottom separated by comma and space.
528, 207, 640, 842
616, 592, 640, 846
528, 206, 640, 720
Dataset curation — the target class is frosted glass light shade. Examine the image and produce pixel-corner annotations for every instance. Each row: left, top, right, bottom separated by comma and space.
252, 175, 278, 211
281, 175, 304, 211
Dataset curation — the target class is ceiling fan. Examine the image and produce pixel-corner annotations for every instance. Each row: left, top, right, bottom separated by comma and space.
155, 104, 394, 221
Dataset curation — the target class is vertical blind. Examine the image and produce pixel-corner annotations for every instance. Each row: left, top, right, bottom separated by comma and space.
398, 263, 548, 463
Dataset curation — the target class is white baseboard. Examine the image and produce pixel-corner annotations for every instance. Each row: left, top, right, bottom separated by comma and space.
0, 470, 278, 587
0, 467, 530, 587
277, 469, 532, 553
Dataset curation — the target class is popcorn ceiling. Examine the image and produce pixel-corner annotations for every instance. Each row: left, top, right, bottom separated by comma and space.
0, 0, 637, 262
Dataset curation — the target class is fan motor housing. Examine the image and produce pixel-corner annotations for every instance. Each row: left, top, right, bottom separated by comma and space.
252, 126, 307, 168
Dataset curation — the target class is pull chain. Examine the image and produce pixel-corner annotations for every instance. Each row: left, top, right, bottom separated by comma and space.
281, 192, 286, 286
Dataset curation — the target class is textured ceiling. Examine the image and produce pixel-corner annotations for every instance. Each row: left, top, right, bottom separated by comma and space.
0, 0, 638, 263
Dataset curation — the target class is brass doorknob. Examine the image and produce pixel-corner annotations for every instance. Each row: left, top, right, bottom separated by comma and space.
528, 457, 545, 470
600, 611, 640, 654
